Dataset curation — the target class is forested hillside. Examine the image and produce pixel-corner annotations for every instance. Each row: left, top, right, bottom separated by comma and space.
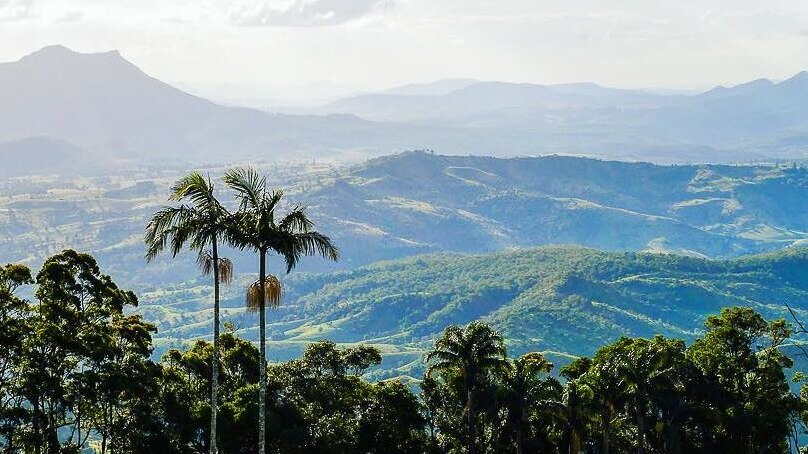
142, 246, 808, 377
303, 151, 808, 266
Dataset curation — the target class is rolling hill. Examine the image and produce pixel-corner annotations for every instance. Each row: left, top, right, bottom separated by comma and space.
300, 151, 808, 268
138, 246, 808, 377
4, 151, 808, 374
5, 152, 808, 284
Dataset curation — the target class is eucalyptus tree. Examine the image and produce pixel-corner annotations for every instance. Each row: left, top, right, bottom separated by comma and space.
145, 172, 234, 454
17, 250, 153, 453
223, 167, 339, 454
425, 322, 509, 454
0, 263, 32, 452
687, 307, 796, 454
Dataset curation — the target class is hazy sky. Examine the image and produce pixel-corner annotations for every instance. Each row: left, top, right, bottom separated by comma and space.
2, 0, 808, 92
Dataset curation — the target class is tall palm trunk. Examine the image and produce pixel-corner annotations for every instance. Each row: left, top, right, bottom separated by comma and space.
602, 407, 611, 454
569, 430, 581, 454
636, 391, 646, 454
466, 378, 477, 454
210, 237, 220, 454
516, 406, 526, 454
32, 396, 41, 454
258, 248, 267, 454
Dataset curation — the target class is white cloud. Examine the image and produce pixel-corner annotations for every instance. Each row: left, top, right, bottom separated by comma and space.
228, 0, 395, 27
53, 10, 83, 23
0, 0, 35, 22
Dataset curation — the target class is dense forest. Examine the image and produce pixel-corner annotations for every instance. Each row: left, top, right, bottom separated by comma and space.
1, 251, 806, 453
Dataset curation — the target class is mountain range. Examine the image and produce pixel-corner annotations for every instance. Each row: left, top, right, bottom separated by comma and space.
0, 45, 414, 168
3, 45, 808, 170
322, 73, 808, 161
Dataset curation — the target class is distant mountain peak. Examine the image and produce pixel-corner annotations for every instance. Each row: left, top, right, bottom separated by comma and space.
778, 70, 808, 87
18, 45, 124, 64
381, 78, 480, 96
700, 78, 774, 98
729, 78, 774, 91
29, 44, 75, 55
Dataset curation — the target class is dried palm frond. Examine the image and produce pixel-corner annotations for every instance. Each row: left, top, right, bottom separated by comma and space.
246, 275, 283, 312
197, 251, 234, 285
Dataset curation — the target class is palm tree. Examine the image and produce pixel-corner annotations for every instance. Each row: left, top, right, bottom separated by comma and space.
560, 380, 592, 454
223, 167, 339, 454
613, 336, 678, 454
425, 322, 509, 454
580, 366, 624, 454
501, 352, 555, 454
145, 172, 233, 454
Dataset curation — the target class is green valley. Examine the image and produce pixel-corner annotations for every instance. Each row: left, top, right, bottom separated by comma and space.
142, 245, 808, 378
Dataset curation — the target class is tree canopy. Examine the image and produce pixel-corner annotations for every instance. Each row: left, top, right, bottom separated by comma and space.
1, 252, 807, 453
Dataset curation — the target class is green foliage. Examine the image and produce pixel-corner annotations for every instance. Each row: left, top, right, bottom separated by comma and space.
0, 253, 425, 453
0, 251, 160, 453
687, 307, 797, 453
425, 323, 509, 454
425, 310, 803, 454
157, 335, 426, 454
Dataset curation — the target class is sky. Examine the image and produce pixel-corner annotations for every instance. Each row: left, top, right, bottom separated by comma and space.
2, 0, 808, 97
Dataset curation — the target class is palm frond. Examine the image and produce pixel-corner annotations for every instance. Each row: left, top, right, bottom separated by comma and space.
223, 167, 265, 211
145, 205, 198, 261
265, 190, 284, 216
278, 207, 314, 233
246, 275, 283, 312
170, 171, 214, 207
292, 232, 340, 265
146, 170, 232, 263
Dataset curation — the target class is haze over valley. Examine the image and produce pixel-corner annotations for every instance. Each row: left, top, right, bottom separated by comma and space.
4, 45, 808, 174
